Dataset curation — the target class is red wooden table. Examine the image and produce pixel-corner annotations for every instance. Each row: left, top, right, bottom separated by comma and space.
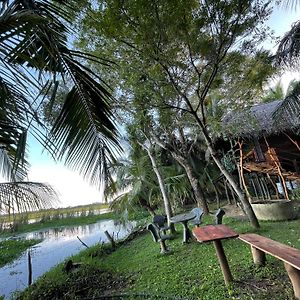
192, 224, 239, 285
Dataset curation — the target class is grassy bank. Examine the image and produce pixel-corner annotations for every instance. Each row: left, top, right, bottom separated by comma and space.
0, 239, 41, 268
17, 216, 300, 300
0, 203, 109, 223
0, 212, 115, 237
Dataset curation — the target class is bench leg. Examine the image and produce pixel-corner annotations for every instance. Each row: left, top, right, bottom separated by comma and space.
251, 246, 266, 266
160, 241, 168, 254
284, 263, 300, 300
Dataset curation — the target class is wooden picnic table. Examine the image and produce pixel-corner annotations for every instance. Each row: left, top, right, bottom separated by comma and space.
170, 212, 196, 243
193, 224, 239, 285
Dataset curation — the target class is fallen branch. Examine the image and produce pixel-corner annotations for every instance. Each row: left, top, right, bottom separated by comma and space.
77, 236, 89, 248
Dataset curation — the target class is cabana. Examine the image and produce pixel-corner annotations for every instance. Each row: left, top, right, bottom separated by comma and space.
220, 99, 300, 200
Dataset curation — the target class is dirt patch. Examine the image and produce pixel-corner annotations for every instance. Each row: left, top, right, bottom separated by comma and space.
220, 204, 248, 219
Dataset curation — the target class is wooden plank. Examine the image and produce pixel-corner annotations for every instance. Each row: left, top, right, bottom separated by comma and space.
239, 233, 300, 270
193, 225, 238, 243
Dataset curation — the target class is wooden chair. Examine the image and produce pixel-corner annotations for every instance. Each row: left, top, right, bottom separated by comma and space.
190, 207, 204, 227
147, 223, 171, 254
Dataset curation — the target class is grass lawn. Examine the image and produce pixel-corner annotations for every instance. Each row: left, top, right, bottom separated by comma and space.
17, 215, 300, 300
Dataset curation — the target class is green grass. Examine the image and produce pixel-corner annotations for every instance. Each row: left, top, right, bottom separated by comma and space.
17, 216, 300, 300
0, 239, 41, 267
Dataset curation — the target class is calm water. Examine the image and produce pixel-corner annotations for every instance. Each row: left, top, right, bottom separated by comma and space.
0, 219, 136, 299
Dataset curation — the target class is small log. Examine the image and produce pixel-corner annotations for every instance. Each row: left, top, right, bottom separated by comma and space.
104, 230, 115, 248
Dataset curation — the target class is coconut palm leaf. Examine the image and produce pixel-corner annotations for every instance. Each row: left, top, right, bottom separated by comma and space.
0, 181, 59, 214
276, 20, 300, 67
273, 80, 300, 123
0, 0, 120, 193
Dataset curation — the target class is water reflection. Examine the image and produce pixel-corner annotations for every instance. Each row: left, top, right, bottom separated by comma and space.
0, 219, 136, 299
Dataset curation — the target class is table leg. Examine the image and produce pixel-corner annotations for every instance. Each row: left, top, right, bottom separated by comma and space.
181, 221, 191, 243
213, 240, 233, 285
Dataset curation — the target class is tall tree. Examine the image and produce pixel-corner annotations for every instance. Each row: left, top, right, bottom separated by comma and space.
75, 0, 275, 228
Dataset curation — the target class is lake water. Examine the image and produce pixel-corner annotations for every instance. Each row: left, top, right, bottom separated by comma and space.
0, 219, 136, 299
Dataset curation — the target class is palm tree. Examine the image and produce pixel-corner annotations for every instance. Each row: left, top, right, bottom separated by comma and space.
106, 156, 160, 217
275, 1, 300, 116
0, 1, 120, 211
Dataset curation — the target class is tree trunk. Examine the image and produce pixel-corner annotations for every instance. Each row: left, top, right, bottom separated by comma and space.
174, 155, 209, 214
145, 148, 176, 233
207, 142, 260, 228
138, 198, 156, 217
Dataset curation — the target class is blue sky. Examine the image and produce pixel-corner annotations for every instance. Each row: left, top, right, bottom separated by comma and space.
6, 4, 300, 208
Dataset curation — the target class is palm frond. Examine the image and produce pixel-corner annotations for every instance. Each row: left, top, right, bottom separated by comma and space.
0, 181, 59, 214
273, 80, 300, 121
280, 0, 300, 10
276, 20, 300, 67
0, 0, 121, 189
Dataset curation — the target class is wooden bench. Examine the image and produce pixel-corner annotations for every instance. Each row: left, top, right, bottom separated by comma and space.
239, 233, 300, 299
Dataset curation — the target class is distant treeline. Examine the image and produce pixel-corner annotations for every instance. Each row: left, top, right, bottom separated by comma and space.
0, 203, 110, 232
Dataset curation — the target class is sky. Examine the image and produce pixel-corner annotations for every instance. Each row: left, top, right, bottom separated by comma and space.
3, 3, 300, 208
27, 136, 103, 208
265, 4, 300, 92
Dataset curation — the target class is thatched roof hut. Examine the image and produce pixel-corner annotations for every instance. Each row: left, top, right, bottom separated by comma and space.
222, 100, 300, 139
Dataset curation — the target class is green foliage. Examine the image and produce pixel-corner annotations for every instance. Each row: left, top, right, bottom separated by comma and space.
262, 81, 285, 103
72, 0, 276, 218
0, 239, 40, 267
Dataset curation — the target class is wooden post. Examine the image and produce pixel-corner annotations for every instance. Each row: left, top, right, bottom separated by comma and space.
251, 246, 266, 266
258, 175, 268, 200
262, 176, 271, 199
104, 230, 116, 248
213, 240, 233, 285
267, 174, 280, 199
250, 175, 259, 199
264, 137, 289, 200
284, 263, 300, 300
254, 174, 264, 200
238, 139, 252, 201
28, 251, 32, 286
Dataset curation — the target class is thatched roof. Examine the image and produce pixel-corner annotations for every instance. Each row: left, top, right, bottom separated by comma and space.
222, 100, 300, 139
